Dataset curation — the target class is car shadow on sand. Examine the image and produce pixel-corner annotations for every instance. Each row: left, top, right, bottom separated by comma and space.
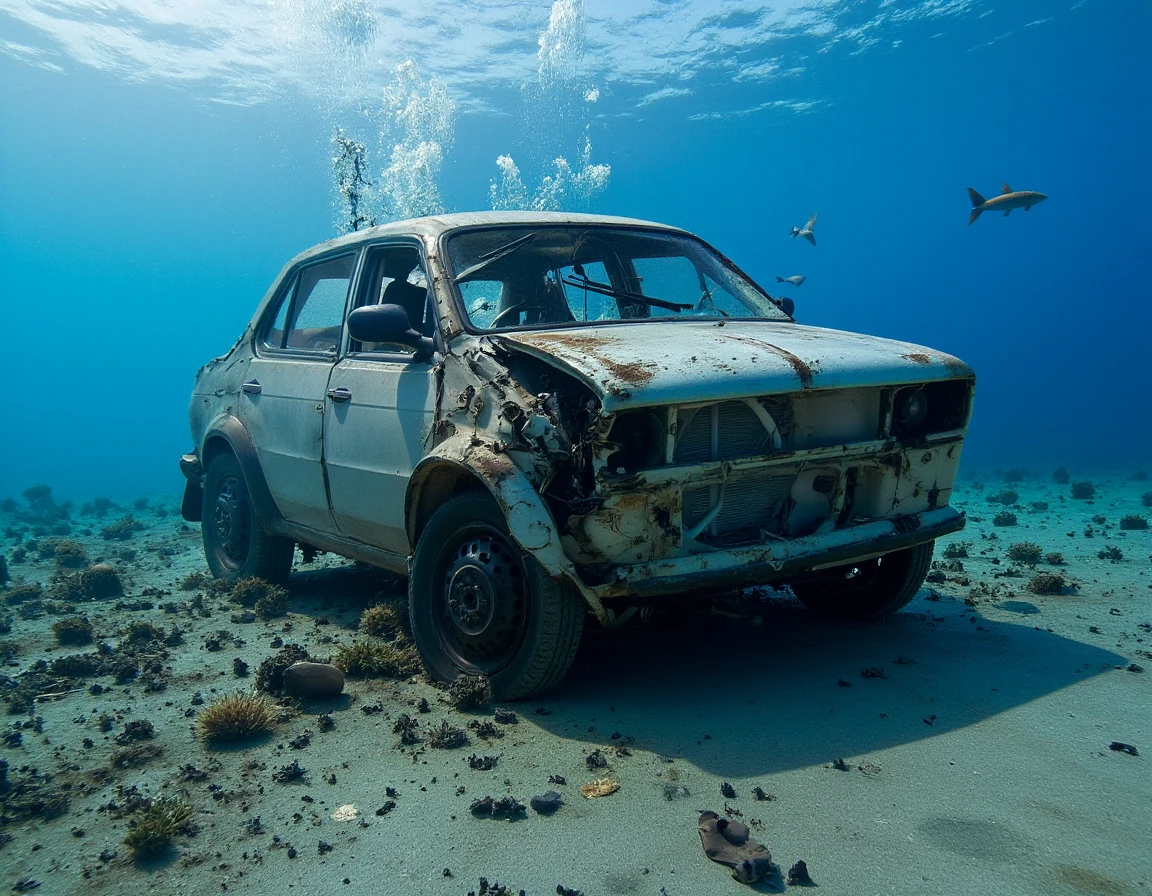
539, 591, 1125, 777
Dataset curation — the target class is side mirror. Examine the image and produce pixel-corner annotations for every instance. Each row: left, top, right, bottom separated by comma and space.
347, 304, 434, 362
779, 297, 795, 317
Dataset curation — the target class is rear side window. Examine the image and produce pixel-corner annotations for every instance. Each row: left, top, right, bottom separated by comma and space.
262, 253, 356, 353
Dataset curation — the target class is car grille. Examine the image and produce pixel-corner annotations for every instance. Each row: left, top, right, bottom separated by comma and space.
682, 473, 796, 541
675, 400, 791, 464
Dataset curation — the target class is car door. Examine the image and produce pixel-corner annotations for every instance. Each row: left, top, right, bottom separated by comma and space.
322, 242, 438, 554
239, 251, 357, 533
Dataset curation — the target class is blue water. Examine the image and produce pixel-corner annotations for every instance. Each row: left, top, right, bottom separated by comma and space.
1, 0, 1149, 502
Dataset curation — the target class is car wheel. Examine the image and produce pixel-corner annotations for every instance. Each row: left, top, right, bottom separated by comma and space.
409, 491, 584, 700
201, 452, 294, 585
790, 541, 934, 620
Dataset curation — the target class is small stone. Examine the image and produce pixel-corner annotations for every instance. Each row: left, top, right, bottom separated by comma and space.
720, 781, 736, 798
282, 662, 344, 699
530, 791, 563, 815
788, 860, 813, 885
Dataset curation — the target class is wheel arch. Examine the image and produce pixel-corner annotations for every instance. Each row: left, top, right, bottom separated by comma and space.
200, 414, 283, 527
405, 442, 612, 626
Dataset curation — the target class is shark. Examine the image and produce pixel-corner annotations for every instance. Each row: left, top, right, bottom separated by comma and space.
967, 184, 1048, 226
776, 275, 806, 287
790, 213, 818, 246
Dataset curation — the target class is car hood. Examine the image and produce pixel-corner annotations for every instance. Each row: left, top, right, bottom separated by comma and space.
497, 320, 973, 412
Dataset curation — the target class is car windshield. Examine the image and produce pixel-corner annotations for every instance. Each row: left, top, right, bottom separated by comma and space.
445, 225, 790, 331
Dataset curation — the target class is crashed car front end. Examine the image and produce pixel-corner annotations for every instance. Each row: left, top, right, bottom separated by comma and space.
488, 332, 971, 606
424, 328, 971, 623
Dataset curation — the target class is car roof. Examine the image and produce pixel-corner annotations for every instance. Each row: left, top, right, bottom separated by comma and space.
286, 211, 692, 267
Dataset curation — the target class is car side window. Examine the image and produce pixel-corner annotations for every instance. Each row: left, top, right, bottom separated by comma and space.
262, 253, 356, 353
349, 245, 434, 354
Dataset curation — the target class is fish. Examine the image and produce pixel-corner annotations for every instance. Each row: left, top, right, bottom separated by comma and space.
967, 184, 1048, 226
775, 275, 806, 287
789, 213, 818, 246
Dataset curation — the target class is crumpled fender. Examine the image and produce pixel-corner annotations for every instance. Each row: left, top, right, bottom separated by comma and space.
405, 433, 613, 626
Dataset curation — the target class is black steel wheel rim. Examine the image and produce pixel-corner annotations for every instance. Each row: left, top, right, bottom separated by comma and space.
433, 526, 528, 673
212, 474, 252, 569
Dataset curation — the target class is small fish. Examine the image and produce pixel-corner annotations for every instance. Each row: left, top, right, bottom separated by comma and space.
967, 184, 1048, 226
776, 275, 806, 287
789, 213, 818, 246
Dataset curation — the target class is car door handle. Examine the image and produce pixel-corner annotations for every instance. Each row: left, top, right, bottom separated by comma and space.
242, 380, 262, 394
327, 387, 352, 403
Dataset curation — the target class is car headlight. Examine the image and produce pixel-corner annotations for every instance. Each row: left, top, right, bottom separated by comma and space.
894, 386, 928, 433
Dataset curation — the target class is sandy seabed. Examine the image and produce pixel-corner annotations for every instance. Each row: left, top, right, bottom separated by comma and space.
1, 471, 1149, 896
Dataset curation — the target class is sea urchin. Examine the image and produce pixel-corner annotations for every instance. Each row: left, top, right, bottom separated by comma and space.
196, 691, 277, 745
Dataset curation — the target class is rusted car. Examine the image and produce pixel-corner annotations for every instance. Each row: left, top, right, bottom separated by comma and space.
181, 212, 974, 698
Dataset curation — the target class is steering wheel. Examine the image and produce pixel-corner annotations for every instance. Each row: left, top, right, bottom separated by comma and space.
491, 303, 544, 328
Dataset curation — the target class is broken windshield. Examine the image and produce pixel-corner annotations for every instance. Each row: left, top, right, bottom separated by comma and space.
445, 225, 790, 331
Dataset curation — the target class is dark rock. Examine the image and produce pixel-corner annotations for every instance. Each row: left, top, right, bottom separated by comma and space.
530, 790, 562, 814
788, 860, 813, 885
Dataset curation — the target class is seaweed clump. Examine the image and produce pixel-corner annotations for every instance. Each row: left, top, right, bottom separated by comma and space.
1070, 481, 1095, 499
1045, 552, 1065, 565
254, 589, 288, 620
1052, 467, 1070, 484
121, 621, 166, 647
52, 563, 123, 601
231, 577, 286, 609
987, 489, 1018, 506
332, 638, 421, 679
53, 540, 89, 569
1119, 514, 1148, 531
4, 582, 42, 605
196, 691, 277, 745
1006, 542, 1043, 565
1027, 573, 1067, 595
1142, 492, 1152, 508
101, 515, 143, 541
992, 511, 1018, 527
427, 720, 469, 749
446, 674, 491, 711
0, 762, 70, 822
256, 644, 310, 695
52, 616, 94, 646
359, 601, 409, 638
123, 798, 194, 859
1097, 546, 1123, 562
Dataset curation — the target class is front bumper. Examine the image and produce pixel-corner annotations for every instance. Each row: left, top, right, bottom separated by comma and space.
586, 504, 965, 599
179, 452, 204, 522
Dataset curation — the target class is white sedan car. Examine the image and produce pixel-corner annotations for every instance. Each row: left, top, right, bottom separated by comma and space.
181, 212, 974, 698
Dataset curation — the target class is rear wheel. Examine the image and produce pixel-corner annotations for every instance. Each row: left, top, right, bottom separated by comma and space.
790, 541, 934, 620
409, 491, 583, 700
201, 452, 294, 585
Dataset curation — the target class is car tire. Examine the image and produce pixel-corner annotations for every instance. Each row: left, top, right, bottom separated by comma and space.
201, 452, 294, 585
790, 541, 934, 620
409, 491, 584, 700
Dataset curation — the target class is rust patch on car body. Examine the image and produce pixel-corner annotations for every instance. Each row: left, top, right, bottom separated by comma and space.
903, 352, 932, 365
513, 332, 658, 388
725, 334, 814, 389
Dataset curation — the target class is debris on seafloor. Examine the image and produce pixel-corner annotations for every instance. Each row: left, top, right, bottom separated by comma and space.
697, 810, 781, 886
721, 781, 737, 798
469, 795, 526, 820
579, 777, 620, 799
1109, 742, 1139, 756
788, 859, 814, 886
